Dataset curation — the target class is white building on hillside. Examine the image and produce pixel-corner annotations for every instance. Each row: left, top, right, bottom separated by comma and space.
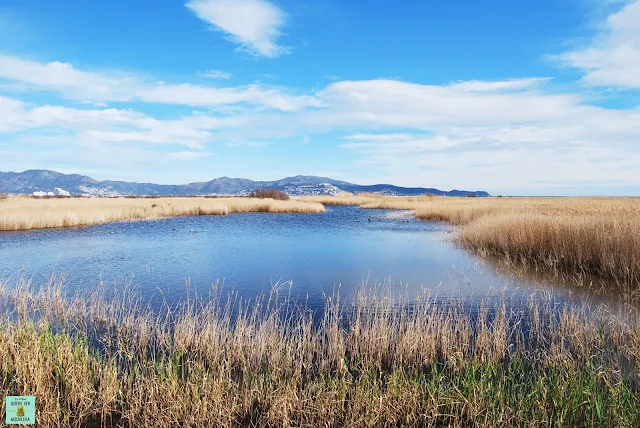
32, 189, 69, 197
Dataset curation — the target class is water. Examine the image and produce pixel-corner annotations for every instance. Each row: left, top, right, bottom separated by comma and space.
0, 206, 620, 311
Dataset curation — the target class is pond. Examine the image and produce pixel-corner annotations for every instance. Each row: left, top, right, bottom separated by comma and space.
0, 205, 621, 312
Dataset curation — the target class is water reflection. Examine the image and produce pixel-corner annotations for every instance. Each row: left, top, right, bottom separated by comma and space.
0, 205, 633, 313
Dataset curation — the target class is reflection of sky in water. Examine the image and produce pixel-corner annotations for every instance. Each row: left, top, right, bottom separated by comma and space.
0, 205, 624, 311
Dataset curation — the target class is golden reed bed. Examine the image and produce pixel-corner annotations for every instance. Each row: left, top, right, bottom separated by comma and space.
299, 195, 640, 288
0, 196, 325, 231
2, 193, 638, 288
0, 278, 638, 427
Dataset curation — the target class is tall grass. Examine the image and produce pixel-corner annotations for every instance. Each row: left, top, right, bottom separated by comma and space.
0, 276, 638, 427
415, 198, 640, 288
0, 197, 325, 231
298, 194, 437, 207
296, 194, 379, 205
303, 195, 640, 288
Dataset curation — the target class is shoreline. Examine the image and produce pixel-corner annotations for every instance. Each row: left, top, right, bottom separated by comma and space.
0, 196, 325, 232
300, 195, 640, 291
3, 194, 639, 291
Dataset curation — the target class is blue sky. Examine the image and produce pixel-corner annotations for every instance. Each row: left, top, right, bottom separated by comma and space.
0, 0, 639, 195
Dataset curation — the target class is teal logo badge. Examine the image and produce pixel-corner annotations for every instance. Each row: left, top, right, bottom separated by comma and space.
5, 396, 35, 425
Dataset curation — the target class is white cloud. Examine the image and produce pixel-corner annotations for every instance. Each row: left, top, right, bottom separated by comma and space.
341, 134, 464, 153
310, 79, 579, 129
200, 69, 232, 79
0, 96, 141, 132
0, 95, 213, 149
447, 78, 549, 92
135, 83, 316, 111
2, 59, 640, 193
339, 125, 640, 193
0, 54, 130, 100
1, 135, 216, 183
349, 143, 640, 194
556, 0, 640, 88
186, 0, 290, 58
312, 79, 640, 192
0, 54, 310, 110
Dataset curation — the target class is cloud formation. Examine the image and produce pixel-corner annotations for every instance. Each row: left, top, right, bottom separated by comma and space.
4, 67, 640, 193
1, 32, 640, 193
186, 0, 290, 57
557, 0, 640, 88
201, 69, 232, 79
0, 54, 310, 111
325, 79, 640, 191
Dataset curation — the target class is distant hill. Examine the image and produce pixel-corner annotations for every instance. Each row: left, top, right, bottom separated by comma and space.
0, 170, 490, 197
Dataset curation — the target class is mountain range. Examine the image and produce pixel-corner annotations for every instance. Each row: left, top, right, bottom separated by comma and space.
0, 170, 490, 197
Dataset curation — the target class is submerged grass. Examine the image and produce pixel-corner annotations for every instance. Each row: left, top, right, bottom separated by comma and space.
0, 276, 638, 427
302, 195, 640, 290
0, 196, 325, 231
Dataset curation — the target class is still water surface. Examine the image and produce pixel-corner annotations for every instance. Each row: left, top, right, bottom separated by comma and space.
0, 206, 617, 311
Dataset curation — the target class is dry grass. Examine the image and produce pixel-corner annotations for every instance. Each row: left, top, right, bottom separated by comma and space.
303, 195, 640, 288
296, 194, 380, 205
0, 196, 325, 231
298, 194, 437, 206
0, 276, 638, 427
415, 197, 640, 287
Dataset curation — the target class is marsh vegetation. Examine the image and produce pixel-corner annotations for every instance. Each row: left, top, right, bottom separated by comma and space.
2, 194, 639, 426
0, 277, 638, 427
300, 195, 640, 291
0, 196, 324, 231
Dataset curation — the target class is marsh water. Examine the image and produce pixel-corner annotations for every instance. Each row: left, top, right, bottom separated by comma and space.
0, 206, 624, 312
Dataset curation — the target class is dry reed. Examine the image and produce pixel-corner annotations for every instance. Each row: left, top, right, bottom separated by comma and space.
298, 194, 436, 207
0, 197, 325, 231
303, 195, 640, 288
0, 275, 637, 427
296, 195, 380, 205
